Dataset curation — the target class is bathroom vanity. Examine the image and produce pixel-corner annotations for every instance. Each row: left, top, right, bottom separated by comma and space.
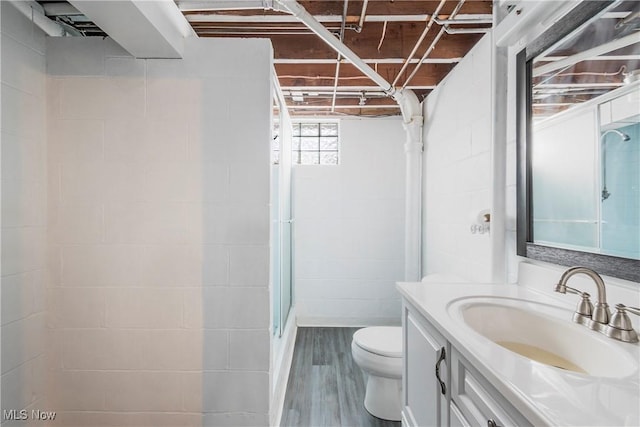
397, 281, 640, 427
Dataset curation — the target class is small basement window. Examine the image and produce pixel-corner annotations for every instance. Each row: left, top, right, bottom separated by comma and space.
292, 121, 339, 165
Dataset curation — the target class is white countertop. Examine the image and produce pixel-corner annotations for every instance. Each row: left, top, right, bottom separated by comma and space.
396, 282, 640, 427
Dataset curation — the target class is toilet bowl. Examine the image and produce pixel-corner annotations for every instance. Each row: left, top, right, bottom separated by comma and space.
351, 326, 402, 421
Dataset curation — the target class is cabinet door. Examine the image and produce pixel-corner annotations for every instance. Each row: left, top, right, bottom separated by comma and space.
403, 307, 448, 427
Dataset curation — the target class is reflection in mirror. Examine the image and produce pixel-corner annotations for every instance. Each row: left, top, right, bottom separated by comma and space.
531, 84, 639, 259
518, 1, 640, 281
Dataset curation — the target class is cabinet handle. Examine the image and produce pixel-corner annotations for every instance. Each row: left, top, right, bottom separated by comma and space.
487, 419, 501, 427
435, 346, 446, 395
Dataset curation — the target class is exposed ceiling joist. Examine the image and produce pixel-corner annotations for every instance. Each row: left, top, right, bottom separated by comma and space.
36, 0, 492, 116
178, 0, 492, 16
177, 0, 493, 115
185, 13, 493, 23
274, 57, 462, 64
275, 62, 454, 87
279, 85, 437, 91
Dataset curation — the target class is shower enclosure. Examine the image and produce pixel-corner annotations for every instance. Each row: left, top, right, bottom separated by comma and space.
271, 84, 293, 337
600, 121, 640, 259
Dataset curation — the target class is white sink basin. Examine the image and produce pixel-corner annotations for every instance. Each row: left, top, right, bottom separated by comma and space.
448, 297, 638, 378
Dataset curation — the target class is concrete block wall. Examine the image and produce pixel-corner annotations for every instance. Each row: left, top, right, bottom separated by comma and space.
294, 118, 406, 325
1, 3, 48, 425
422, 34, 494, 283
45, 37, 272, 426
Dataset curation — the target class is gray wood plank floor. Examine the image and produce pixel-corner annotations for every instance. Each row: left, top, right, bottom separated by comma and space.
281, 327, 402, 427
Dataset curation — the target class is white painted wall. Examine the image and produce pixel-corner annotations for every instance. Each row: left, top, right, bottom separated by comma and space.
422, 34, 494, 283
1, 3, 48, 424
294, 117, 406, 326
45, 37, 272, 426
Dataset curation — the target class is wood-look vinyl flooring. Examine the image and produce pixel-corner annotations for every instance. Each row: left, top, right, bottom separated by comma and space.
281, 327, 401, 427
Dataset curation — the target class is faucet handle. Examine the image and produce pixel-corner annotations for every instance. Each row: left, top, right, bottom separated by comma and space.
570, 292, 594, 326
555, 283, 594, 325
617, 304, 640, 317
575, 292, 593, 317
604, 304, 639, 343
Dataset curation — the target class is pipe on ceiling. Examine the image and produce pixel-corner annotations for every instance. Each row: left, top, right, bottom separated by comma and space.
273, 0, 425, 281
331, 0, 350, 112
402, 0, 467, 90
197, 30, 335, 35
186, 13, 492, 23
289, 104, 400, 110
280, 85, 436, 91
284, 90, 389, 97
391, 0, 448, 87
434, 17, 493, 25
185, 13, 431, 23
357, 0, 369, 32
443, 27, 491, 35
272, 0, 395, 95
178, 0, 268, 11
9, 0, 66, 36
275, 58, 462, 65
192, 23, 360, 32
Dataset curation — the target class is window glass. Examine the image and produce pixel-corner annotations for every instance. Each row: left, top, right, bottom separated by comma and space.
291, 121, 339, 165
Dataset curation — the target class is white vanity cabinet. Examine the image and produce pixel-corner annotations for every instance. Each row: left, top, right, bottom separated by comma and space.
402, 300, 532, 427
398, 280, 640, 427
450, 349, 532, 427
402, 304, 449, 427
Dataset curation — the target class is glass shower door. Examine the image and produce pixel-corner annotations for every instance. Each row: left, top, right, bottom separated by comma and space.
271, 163, 282, 335
271, 91, 293, 337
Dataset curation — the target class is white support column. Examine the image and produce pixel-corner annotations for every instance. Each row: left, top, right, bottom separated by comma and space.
403, 117, 424, 282
393, 88, 424, 281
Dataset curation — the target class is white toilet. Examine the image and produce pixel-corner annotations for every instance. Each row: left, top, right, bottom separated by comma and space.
351, 326, 403, 421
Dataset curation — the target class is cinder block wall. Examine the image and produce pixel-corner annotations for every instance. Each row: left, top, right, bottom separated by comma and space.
45, 37, 272, 426
1, 3, 49, 425
294, 118, 406, 326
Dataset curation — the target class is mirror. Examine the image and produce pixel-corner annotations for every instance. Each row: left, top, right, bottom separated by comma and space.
517, 1, 640, 282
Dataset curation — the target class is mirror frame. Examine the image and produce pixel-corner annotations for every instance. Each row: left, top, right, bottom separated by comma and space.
516, 1, 640, 283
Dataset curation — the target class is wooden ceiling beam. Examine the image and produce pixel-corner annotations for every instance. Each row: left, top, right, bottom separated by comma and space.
286, 97, 399, 106
288, 107, 401, 116
270, 29, 483, 60
275, 62, 454, 87
183, 0, 491, 117
183, 1, 492, 16
199, 25, 484, 60
295, 1, 492, 17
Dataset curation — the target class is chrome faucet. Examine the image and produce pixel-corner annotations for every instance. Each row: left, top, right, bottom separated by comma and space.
555, 266, 611, 331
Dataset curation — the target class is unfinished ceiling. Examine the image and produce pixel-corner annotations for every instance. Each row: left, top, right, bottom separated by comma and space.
36, 0, 493, 116
179, 0, 493, 116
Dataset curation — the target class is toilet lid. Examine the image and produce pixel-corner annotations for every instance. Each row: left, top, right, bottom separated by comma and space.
353, 327, 402, 358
